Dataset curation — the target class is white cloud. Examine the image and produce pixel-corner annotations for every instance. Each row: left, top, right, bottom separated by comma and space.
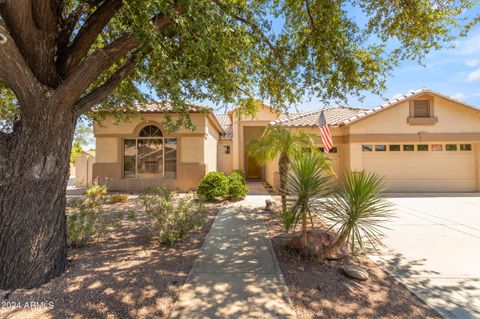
467, 68, 480, 82
466, 59, 480, 67
451, 92, 466, 101
454, 32, 480, 56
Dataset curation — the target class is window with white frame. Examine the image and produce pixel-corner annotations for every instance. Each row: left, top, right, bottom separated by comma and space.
123, 125, 177, 178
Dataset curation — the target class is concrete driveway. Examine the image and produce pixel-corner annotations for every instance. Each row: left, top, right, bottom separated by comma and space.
369, 194, 480, 319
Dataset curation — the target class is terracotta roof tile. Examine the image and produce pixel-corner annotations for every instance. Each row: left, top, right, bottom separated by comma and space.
214, 114, 232, 140
270, 106, 366, 127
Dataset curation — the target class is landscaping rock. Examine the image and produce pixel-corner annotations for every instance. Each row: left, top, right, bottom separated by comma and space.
265, 199, 276, 211
285, 229, 349, 260
343, 266, 369, 281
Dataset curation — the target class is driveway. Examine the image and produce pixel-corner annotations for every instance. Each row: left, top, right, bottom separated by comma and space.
369, 194, 480, 319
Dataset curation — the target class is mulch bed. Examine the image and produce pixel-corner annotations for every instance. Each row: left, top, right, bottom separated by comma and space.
260, 203, 441, 319
0, 198, 220, 319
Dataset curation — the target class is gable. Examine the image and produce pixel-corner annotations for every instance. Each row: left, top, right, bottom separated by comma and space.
349, 93, 480, 135
229, 104, 281, 123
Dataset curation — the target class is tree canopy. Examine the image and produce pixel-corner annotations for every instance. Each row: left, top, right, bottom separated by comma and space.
0, 0, 476, 131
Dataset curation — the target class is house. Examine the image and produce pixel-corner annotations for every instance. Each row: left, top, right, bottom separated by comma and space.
74, 150, 96, 187
93, 88, 480, 192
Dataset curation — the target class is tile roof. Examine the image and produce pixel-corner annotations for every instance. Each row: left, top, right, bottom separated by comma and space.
215, 114, 232, 140
270, 106, 365, 127
135, 101, 210, 113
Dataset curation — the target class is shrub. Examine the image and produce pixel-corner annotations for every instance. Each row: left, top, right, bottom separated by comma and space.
227, 172, 248, 200
109, 194, 129, 204
140, 185, 207, 244
277, 210, 295, 233
323, 171, 393, 255
85, 183, 107, 201
197, 172, 229, 200
232, 169, 245, 178
126, 210, 137, 221
67, 199, 105, 248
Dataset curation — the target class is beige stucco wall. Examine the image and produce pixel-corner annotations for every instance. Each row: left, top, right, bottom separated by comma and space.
217, 140, 233, 175
349, 94, 480, 135
92, 113, 220, 192
205, 116, 219, 173
75, 152, 96, 187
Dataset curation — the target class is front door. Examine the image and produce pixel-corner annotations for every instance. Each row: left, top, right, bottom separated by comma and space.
246, 155, 262, 179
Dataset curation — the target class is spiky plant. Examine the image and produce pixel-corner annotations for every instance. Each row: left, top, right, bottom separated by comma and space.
323, 171, 393, 256
247, 125, 320, 212
286, 152, 333, 246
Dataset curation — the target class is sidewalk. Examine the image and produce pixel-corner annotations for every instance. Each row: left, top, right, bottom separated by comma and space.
169, 183, 296, 319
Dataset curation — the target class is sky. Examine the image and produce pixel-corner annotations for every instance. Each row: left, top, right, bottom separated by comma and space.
296, 4, 480, 112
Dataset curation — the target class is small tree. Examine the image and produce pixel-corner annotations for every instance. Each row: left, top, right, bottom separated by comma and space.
286, 152, 332, 248
247, 126, 319, 212
70, 141, 83, 164
323, 171, 393, 256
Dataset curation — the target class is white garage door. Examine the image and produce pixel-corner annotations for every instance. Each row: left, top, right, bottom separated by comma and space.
362, 144, 477, 192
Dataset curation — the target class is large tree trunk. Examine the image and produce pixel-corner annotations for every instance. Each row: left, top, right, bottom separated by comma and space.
278, 153, 289, 213
0, 95, 75, 289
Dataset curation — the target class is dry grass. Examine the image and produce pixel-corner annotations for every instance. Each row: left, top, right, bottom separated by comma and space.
0, 198, 220, 319
261, 204, 442, 319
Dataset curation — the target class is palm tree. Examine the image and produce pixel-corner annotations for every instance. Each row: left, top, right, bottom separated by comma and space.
323, 171, 393, 256
247, 125, 320, 212
286, 152, 333, 246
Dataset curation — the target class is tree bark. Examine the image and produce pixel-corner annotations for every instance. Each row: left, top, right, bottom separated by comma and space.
278, 153, 289, 213
0, 93, 75, 289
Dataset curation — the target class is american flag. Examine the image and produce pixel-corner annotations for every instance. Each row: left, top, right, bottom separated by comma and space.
318, 110, 333, 153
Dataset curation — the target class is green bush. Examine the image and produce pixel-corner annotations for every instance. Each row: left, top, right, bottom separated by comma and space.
140, 185, 207, 244
67, 198, 105, 248
232, 169, 246, 178
85, 183, 107, 201
227, 172, 248, 200
109, 194, 129, 204
197, 172, 229, 200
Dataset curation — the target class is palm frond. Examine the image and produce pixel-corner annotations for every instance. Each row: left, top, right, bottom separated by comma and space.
323, 171, 394, 254
286, 152, 333, 233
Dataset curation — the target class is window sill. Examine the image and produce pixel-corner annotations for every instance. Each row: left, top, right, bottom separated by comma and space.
407, 117, 438, 126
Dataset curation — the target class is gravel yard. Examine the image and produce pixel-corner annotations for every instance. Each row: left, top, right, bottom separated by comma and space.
260, 204, 442, 319
0, 198, 220, 319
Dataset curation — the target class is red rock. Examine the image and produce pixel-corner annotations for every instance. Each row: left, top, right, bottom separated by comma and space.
285, 229, 349, 260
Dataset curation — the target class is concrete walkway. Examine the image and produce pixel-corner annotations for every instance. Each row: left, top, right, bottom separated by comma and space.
169, 182, 296, 319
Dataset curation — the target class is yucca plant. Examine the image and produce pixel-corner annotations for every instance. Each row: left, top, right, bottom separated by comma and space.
286, 152, 333, 246
323, 171, 393, 256
247, 125, 320, 212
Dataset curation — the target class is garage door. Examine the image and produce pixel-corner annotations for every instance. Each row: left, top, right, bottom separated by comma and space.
362, 143, 477, 192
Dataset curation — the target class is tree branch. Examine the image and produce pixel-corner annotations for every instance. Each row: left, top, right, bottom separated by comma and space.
304, 0, 316, 31
212, 0, 285, 68
55, 35, 140, 107
0, 25, 42, 105
56, 11, 178, 110
0, 0, 60, 86
57, 3, 92, 57
74, 54, 138, 115
59, 0, 123, 76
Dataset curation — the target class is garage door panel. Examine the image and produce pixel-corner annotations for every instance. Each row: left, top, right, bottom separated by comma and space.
362, 152, 476, 192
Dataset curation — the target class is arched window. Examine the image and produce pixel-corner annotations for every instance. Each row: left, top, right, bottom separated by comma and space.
139, 125, 162, 137
124, 124, 176, 179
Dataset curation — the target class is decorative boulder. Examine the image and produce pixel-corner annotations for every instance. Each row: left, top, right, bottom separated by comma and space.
265, 199, 277, 212
342, 266, 369, 281
286, 229, 349, 260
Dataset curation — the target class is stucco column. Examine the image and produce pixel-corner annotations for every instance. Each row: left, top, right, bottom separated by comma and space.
347, 143, 363, 171
232, 120, 240, 170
